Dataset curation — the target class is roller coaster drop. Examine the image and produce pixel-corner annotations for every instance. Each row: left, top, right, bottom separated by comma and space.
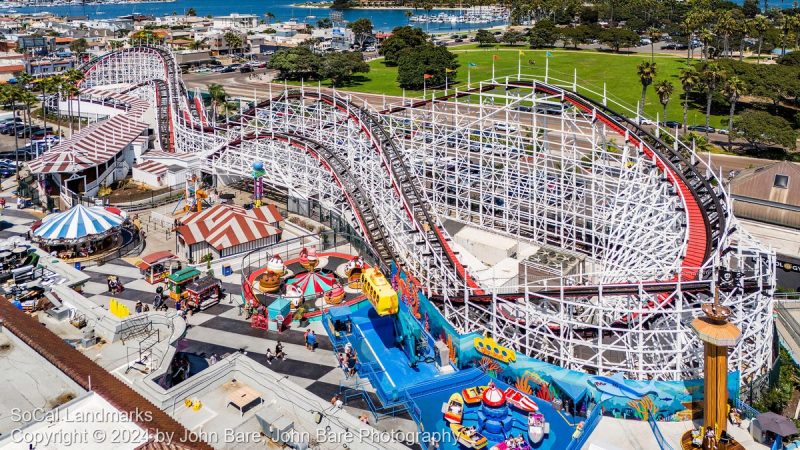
78, 46, 775, 385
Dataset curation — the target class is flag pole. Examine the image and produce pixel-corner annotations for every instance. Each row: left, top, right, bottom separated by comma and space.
492, 59, 495, 81
517, 52, 521, 80
545, 54, 549, 83
468, 67, 471, 89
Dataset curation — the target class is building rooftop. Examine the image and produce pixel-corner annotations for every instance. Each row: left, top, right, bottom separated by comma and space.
28, 114, 148, 174
0, 326, 85, 435
177, 204, 283, 250
0, 298, 213, 449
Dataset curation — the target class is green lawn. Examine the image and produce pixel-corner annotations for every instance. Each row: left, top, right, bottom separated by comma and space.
321, 45, 728, 128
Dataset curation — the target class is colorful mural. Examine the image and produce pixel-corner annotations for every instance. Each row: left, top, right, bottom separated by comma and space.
390, 267, 741, 423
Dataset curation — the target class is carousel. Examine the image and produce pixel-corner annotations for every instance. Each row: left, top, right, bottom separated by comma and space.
30, 204, 128, 261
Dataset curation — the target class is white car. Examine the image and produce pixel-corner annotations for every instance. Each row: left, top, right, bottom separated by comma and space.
494, 122, 518, 133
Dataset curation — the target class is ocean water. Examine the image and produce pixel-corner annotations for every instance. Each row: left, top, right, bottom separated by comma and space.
8, 0, 506, 32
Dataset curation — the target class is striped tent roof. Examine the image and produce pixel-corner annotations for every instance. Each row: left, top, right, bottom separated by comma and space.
177, 204, 283, 251
133, 159, 168, 177
27, 114, 148, 174
33, 204, 124, 241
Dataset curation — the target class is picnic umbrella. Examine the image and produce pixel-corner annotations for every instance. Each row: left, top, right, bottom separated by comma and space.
757, 412, 799, 436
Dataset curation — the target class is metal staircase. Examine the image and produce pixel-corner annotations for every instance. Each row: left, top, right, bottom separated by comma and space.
119, 314, 152, 344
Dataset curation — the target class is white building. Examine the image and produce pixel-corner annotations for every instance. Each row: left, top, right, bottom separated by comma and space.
212, 13, 258, 30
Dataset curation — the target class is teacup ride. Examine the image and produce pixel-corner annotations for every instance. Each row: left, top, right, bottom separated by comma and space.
285, 284, 303, 310
299, 247, 319, 271
344, 256, 366, 289
324, 282, 346, 305
258, 270, 282, 293
266, 254, 286, 277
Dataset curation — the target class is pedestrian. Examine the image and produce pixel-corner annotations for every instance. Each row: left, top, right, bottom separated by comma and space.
265, 348, 274, 364
143, 304, 150, 312
303, 329, 310, 350
0, 198, 5, 209
275, 341, 285, 359
359, 413, 369, 425
330, 394, 340, 407
135, 301, 143, 314
347, 352, 357, 378
307, 330, 317, 352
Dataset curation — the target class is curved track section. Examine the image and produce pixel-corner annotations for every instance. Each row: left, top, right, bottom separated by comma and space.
77, 47, 774, 383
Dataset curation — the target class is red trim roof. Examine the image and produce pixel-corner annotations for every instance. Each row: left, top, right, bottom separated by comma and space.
177, 204, 283, 250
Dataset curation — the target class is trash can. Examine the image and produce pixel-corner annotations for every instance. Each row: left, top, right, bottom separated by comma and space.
74, 262, 82, 271
222, 265, 233, 276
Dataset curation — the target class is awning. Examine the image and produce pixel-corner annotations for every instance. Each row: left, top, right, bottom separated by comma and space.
33, 204, 124, 241
549, 370, 588, 403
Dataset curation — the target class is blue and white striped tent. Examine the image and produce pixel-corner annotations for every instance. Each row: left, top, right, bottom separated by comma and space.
33, 204, 124, 241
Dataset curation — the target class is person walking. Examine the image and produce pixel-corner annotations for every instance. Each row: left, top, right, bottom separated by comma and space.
306, 330, 317, 352
275, 341, 285, 359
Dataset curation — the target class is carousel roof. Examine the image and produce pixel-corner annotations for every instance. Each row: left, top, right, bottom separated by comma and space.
287, 271, 338, 298
33, 204, 124, 241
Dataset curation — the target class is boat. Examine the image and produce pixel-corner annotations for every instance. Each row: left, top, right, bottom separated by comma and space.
490, 435, 531, 450
528, 412, 549, 444
443, 392, 464, 424
462, 385, 488, 404
503, 387, 538, 412
449, 424, 488, 449
474, 335, 516, 363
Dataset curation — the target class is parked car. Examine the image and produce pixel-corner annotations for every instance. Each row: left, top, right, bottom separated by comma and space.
661, 43, 678, 50
1, 123, 25, 135
31, 129, 56, 140
718, 128, 729, 135
240, 65, 253, 73
687, 125, 716, 133
661, 121, 681, 128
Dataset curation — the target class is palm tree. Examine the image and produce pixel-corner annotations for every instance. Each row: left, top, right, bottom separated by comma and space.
49, 74, 64, 137
37, 76, 57, 138
700, 27, 715, 60
749, 15, 770, 63
265, 12, 275, 25
722, 76, 746, 149
404, 10, 413, 25
207, 83, 227, 120
655, 80, 674, 122
189, 39, 204, 50
63, 69, 85, 132
0, 84, 22, 173
223, 31, 243, 55
15, 72, 34, 146
780, 13, 792, 56
700, 63, 725, 133
647, 27, 660, 62
715, 11, 736, 58
637, 61, 657, 116
18, 90, 37, 148
679, 67, 700, 130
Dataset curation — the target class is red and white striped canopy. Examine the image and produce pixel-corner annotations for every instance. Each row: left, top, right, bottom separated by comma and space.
28, 114, 148, 174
